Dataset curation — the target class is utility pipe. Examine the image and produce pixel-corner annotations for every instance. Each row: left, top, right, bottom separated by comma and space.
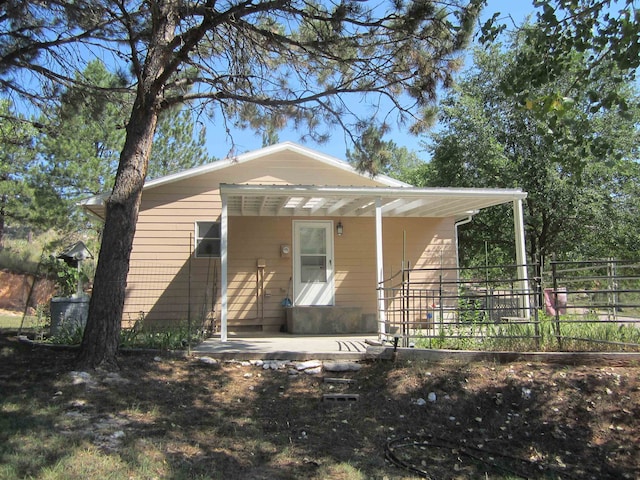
454, 213, 475, 270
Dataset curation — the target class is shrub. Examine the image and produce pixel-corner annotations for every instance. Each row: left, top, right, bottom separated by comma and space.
119, 321, 206, 350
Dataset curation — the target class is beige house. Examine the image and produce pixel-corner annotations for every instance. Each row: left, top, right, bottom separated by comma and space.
82, 142, 528, 340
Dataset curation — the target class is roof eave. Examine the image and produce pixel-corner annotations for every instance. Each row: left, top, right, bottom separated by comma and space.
219, 183, 527, 200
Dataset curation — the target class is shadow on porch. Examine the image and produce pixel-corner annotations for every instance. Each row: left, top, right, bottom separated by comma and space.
192, 333, 380, 361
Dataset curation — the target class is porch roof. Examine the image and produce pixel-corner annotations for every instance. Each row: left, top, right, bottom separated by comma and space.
219, 184, 527, 218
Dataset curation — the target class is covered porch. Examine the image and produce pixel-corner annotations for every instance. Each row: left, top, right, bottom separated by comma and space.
219, 184, 528, 341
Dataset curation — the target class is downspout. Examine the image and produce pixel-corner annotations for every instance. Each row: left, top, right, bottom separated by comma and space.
454, 213, 476, 270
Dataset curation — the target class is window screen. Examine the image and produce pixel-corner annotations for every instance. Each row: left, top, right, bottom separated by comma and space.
195, 221, 221, 258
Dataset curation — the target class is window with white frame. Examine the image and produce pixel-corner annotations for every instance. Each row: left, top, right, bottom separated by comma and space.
195, 221, 221, 258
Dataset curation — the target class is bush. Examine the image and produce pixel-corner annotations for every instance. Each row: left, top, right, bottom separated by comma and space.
48, 324, 85, 345
42, 257, 80, 297
119, 321, 206, 350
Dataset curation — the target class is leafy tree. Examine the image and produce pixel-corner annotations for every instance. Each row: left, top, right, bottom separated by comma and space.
0, 99, 37, 248
481, 0, 639, 114
422, 36, 640, 271
1, 0, 483, 369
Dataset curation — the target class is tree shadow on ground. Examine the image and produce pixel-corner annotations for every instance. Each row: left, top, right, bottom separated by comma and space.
1, 334, 638, 479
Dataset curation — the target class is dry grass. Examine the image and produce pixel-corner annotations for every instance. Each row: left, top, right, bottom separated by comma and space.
0, 310, 41, 330
1, 330, 639, 479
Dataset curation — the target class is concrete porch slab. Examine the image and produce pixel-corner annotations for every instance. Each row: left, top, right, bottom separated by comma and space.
191, 333, 380, 361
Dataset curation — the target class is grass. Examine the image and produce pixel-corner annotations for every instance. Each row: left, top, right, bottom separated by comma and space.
0, 245, 42, 275
8, 307, 638, 353
0, 230, 60, 275
0, 230, 98, 276
1, 332, 639, 479
1, 308, 205, 351
0, 314, 42, 331
118, 322, 206, 350
415, 312, 640, 352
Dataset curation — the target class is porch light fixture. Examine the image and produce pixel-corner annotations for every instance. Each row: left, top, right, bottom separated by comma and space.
336, 221, 343, 236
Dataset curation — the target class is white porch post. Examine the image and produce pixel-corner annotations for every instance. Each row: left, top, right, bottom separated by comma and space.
220, 192, 228, 341
514, 198, 531, 318
376, 197, 386, 337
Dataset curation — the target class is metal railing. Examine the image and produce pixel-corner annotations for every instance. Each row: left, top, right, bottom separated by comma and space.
378, 260, 640, 352
545, 260, 640, 351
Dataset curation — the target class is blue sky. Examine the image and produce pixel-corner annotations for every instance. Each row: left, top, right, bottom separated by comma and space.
203, 0, 537, 161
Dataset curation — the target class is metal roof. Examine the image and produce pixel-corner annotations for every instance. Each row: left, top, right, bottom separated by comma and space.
220, 184, 527, 218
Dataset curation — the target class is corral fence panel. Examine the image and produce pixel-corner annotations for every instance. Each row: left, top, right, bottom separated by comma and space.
378, 260, 640, 352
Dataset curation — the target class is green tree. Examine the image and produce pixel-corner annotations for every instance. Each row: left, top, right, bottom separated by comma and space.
481, 0, 639, 115
1, 0, 483, 369
422, 36, 640, 270
36, 61, 214, 230
36, 60, 128, 232
0, 100, 37, 247
148, 106, 214, 180
346, 125, 425, 179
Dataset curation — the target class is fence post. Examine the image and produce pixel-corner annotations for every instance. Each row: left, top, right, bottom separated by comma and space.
551, 261, 563, 350
439, 272, 444, 329
187, 233, 192, 355
401, 261, 410, 347
608, 258, 617, 322
534, 274, 541, 349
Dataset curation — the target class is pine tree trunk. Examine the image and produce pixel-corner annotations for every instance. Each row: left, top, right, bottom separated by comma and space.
76, 0, 180, 370
77, 102, 159, 370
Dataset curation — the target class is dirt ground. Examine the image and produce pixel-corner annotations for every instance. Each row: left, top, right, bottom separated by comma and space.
1, 331, 639, 480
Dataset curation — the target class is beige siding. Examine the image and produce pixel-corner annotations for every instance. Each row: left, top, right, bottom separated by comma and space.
227, 217, 289, 325
379, 218, 458, 328
122, 151, 457, 331
381, 217, 456, 273
196, 150, 388, 187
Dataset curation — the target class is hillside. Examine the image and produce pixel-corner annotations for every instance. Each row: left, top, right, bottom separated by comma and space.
0, 270, 56, 313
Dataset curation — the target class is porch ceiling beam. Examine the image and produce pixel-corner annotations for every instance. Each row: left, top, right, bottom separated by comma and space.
436, 197, 507, 217
358, 197, 398, 216
288, 207, 312, 217
326, 198, 351, 214
339, 198, 378, 216
410, 201, 462, 217
386, 198, 442, 217
384, 198, 428, 216
275, 195, 294, 215
279, 195, 318, 216
258, 195, 269, 215
309, 198, 328, 214
240, 195, 250, 216
405, 197, 486, 218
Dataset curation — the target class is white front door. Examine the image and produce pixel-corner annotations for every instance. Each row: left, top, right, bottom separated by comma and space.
293, 220, 335, 306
